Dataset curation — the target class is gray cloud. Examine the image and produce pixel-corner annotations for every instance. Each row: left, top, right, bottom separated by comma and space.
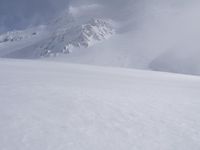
1, 0, 199, 34
0, 0, 143, 33
0, 0, 69, 32
71, 0, 141, 20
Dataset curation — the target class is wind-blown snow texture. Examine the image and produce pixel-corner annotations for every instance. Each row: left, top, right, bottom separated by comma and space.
0, 59, 200, 150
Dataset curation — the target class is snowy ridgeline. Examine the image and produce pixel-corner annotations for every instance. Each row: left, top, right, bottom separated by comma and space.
0, 59, 200, 150
0, 18, 114, 58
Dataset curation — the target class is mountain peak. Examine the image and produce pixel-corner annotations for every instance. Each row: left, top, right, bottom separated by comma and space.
37, 18, 115, 57
0, 17, 115, 58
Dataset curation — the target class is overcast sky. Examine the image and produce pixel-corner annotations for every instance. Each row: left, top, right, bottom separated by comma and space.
0, 0, 199, 33
0, 0, 143, 33
0, 0, 69, 32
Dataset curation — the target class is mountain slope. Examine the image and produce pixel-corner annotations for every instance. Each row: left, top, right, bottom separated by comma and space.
0, 10, 200, 76
39, 18, 114, 57
0, 18, 114, 58
1, 59, 200, 150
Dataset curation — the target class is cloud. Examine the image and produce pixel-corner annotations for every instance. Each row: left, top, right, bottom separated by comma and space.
70, 0, 140, 21
69, 4, 102, 18
0, 0, 69, 32
0, 0, 141, 33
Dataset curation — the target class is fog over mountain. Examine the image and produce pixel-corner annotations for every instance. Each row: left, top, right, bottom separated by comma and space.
0, 0, 200, 75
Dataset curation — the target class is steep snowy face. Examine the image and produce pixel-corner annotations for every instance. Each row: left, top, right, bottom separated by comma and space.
40, 19, 114, 57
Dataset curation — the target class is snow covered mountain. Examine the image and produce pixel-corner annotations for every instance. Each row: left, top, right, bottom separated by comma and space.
0, 7, 200, 76
0, 15, 114, 58
40, 18, 114, 57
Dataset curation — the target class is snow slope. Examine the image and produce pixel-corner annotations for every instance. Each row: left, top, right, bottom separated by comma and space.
1, 59, 200, 150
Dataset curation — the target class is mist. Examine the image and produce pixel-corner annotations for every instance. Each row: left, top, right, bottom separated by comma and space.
1, 0, 200, 74
80, 0, 200, 74
92, 0, 200, 74
133, 0, 200, 74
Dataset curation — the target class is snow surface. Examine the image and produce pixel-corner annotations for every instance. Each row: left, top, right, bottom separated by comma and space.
1, 59, 200, 150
